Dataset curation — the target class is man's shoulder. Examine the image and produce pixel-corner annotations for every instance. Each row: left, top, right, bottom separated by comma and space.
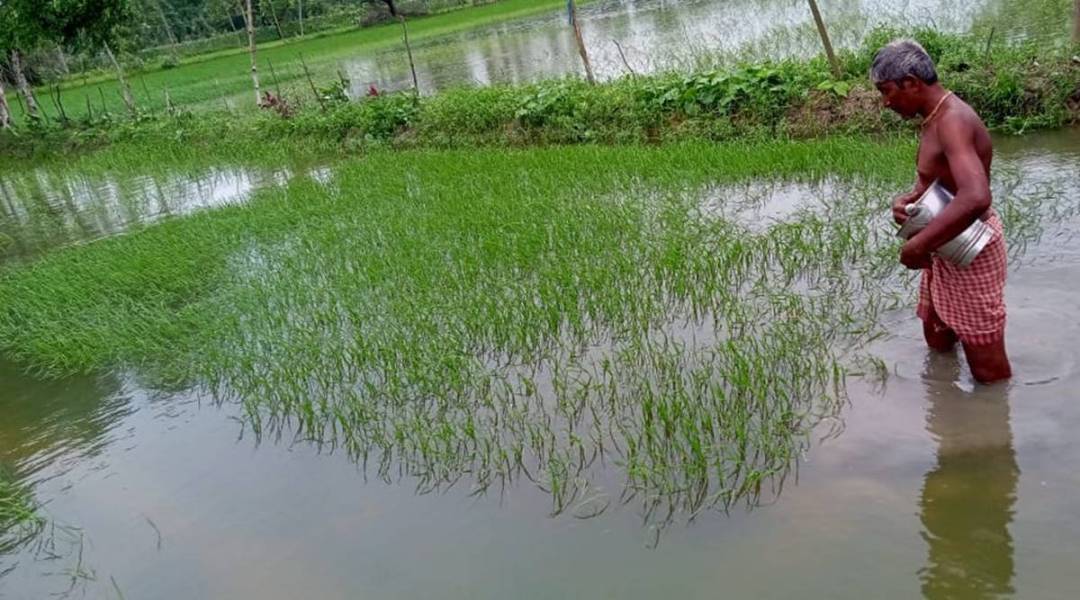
946, 97, 989, 133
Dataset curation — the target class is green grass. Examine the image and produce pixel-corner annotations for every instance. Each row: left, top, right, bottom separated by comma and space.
0, 137, 925, 524
11, 0, 590, 124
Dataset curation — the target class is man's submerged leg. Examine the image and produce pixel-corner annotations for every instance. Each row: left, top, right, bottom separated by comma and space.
922, 306, 958, 352
963, 338, 1012, 383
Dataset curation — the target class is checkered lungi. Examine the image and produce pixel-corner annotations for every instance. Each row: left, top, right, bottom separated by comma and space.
916, 210, 1007, 347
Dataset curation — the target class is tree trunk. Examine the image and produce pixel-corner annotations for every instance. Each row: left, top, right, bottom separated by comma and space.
399, 16, 420, 100
104, 44, 138, 115
0, 79, 12, 130
1074, 0, 1080, 43
807, 0, 842, 78
298, 0, 304, 36
244, 0, 262, 105
9, 50, 40, 120
568, 1, 595, 84
268, 0, 286, 40
55, 44, 71, 76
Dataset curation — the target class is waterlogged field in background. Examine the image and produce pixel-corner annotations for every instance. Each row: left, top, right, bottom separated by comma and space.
1, 131, 1079, 597
14, 0, 1074, 122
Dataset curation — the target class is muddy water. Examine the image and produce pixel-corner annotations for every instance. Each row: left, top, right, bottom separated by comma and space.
341, 0, 1035, 96
2, 130, 1080, 598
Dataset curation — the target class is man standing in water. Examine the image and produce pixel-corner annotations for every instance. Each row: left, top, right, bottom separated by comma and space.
871, 40, 1012, 383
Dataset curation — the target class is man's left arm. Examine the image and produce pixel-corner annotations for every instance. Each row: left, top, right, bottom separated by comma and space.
901, 118, 991, 269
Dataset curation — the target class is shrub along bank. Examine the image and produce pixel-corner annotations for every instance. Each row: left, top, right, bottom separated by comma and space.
2, 27, 1077, 162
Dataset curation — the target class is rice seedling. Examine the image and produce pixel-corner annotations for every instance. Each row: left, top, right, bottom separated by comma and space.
0, 471, 44, 558
2, 135, 1073, 532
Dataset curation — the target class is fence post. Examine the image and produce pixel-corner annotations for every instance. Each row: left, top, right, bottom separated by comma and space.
807, 0, 842, 79
569, 0, 595, 84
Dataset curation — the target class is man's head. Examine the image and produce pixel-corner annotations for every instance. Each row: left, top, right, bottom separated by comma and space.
870, 39, 939, 119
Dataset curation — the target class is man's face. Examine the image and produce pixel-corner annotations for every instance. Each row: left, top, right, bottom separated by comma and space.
875, 78, 921, 119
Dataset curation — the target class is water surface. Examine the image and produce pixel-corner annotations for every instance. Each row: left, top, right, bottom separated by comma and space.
340, 0, 1065, 95
2, 130, 1079, 598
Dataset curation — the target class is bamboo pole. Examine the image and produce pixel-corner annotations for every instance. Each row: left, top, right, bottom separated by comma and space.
0, 78, 11, 128
0, 79, 11, 130
244, 0, 262, 105
104, 44, 138, 115
568, 0, 595, 84
154, 0, 180, 59
399, 15, 421, 101
807, 0, 841, 79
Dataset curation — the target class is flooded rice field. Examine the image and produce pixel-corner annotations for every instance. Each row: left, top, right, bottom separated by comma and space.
1, 130, 1080, 598
341, 0, 1063, 96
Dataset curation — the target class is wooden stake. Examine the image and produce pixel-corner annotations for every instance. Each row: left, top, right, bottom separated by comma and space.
98, 87, 110, 116
104, 44, 138, 115
399, 16, 421, 102
52, 85, 69, 124
300, 54, 325, 111
268, 0, 286, 40
268, 58, 282, 99
612, 39, 636, 77
568, 1, 595, 84
807, 0, 841, 79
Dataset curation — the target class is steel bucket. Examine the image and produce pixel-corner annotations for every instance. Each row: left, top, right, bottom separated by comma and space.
895, 181, 994, 268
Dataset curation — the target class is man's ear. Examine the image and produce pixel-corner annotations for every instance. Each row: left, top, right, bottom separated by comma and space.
898, 76, 921, 91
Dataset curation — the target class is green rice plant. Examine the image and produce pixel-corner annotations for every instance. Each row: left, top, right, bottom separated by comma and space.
0, 137, 931, 530
0, 471, 44, 558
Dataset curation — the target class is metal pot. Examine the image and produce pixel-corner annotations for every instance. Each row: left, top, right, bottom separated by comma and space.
895, 180, 994, 268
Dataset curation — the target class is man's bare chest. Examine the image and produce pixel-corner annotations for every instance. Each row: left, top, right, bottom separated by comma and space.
916, 137, 953, 188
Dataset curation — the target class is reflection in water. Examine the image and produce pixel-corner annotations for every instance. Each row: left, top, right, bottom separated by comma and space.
0, 165, 322, 263
0, 362, 128, 482
918, 352, 1018, 599
344, 0, 993, 96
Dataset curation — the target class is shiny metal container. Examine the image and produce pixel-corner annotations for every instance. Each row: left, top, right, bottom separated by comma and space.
895, 180, 994, 267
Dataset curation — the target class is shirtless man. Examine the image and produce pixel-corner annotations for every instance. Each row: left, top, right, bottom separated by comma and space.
871, 39, 1012, 383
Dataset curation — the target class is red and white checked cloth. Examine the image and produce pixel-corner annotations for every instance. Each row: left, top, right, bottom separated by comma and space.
916, 209, 1007, 346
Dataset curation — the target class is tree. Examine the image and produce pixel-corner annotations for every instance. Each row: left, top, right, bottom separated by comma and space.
0, 0, 135, 123
1074, 0, 1079, 44
47, 0, 138, 114
0, 0, 48, 121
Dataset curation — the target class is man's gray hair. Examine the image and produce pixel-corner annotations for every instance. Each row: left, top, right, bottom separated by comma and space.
869, 39, 938, 85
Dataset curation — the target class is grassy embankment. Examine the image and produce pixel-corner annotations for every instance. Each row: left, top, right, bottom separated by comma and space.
3, 27, 1077, 162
